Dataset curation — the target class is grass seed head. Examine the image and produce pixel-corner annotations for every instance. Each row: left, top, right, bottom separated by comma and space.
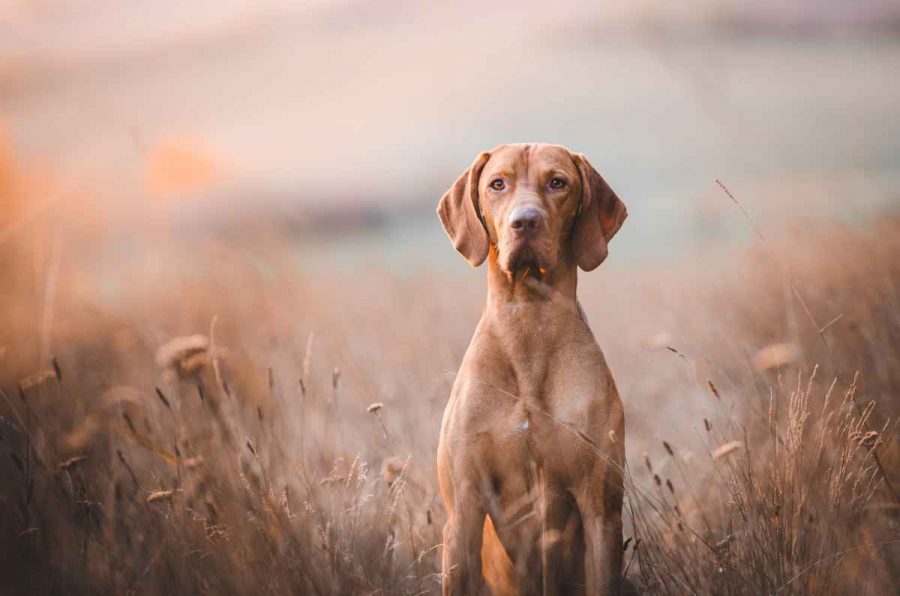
712, 440, 743, 460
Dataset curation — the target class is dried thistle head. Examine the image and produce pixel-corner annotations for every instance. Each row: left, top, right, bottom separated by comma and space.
852, 430, 880, 451
58, 455, 88, 471
182, 456, 204, 468
752, 342, 801, 371
381, 457, 404, 485
155, 334, 210, 377
712, 440, 743, 460
147, 489, 174, 504
19, 369, 56, 394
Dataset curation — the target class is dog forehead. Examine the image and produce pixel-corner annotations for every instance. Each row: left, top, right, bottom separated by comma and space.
484, 143, 577, 176
531, 144, 579, 172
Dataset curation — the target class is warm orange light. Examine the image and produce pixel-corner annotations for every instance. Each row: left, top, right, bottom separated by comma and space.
144, 137, 223, 200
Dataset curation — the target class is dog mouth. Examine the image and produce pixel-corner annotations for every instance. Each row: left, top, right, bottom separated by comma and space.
504, 242, 548, 278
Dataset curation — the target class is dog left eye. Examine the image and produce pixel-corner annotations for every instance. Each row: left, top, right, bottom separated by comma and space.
548, 177, 567, 190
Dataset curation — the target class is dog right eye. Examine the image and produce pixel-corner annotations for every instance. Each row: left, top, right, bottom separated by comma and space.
489, 179, 506, 191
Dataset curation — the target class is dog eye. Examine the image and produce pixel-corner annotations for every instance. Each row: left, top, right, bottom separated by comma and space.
548, 177, 567, 190
489, 179, 506, 191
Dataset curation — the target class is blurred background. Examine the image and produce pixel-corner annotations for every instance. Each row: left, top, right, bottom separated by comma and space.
2, 3, 900, 594
3, 0, 899, 274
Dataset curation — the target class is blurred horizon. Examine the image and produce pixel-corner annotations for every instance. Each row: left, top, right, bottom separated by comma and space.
2, 0, 900, 271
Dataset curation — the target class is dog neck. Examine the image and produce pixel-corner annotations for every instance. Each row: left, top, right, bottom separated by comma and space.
481, 248, 589, 375
485, 247, 579, 315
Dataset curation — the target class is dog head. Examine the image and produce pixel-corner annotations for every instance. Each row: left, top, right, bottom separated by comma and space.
437, 143, 627, 276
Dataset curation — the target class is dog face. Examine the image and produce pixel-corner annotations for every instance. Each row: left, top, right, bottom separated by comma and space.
437, 143, 627, 274
478, 144, 582, 275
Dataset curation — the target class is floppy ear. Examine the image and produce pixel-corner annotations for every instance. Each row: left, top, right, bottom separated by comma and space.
437, 151, 491, 267
572, 153, 627, 271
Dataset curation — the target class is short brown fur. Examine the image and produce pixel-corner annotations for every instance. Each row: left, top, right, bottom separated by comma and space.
437, 143, 628, 595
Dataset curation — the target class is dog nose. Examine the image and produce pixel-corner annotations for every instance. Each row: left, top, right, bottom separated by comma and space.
509, 207, 544, 236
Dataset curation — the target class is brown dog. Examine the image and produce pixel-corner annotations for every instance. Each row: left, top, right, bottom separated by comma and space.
436, 144, 627, 595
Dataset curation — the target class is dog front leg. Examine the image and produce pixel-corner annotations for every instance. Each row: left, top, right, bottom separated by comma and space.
442, 494, 486, 596
574, 482, 623, 595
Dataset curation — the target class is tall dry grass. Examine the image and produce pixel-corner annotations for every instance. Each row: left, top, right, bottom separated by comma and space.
0, 162, 898, 593
629, 370, 896, 594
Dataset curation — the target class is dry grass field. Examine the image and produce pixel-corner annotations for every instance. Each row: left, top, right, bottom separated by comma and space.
1, 143, 899, 594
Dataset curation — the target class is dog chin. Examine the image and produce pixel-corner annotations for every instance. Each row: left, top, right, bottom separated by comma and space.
502, 245, 549, 277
